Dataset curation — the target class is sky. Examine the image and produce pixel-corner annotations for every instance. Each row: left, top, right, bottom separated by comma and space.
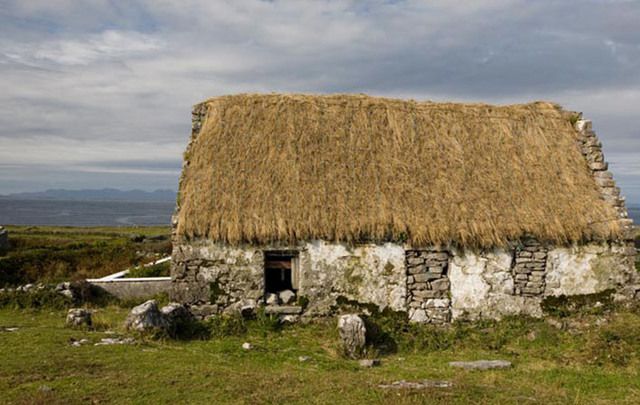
0, 0, 639, 204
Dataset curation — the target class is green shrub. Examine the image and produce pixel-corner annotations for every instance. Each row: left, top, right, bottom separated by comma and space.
0, 288, 71, 310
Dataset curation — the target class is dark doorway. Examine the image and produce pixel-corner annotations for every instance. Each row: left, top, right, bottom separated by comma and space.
264, 250, 298, 294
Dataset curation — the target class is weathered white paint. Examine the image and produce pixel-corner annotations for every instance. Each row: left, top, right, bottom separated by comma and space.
301, 240, 406, 313
173, 238, 635, 319
449, 248, 542, 320
545, 242, 634, 296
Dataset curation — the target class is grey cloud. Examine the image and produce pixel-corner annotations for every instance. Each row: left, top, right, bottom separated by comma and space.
0, 0, 638, 202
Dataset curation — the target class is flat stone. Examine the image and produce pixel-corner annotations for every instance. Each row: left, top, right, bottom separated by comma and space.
430, 278, 450, 291
407, 266, 427, 275
424, 298, 450, 308
427, 253, 449, 261
407, 257, 425, 265
411, 289, 439, 299
411, 282, 428, 290
412, 273, 432, 283
242, 342, 253, 350
522, 287, 543, 294
409, 308, 428, 323
264, 305, 302, 315
95, 337, 135, 346
379, 380, 452, 389
448, 360, 512, 370
298, 356, 311, 362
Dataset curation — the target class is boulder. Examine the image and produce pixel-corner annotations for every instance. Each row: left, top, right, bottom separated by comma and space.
124, 300, 167, 332
279, 290, 296, 305
160, 302, 192, 325
337, 314, 366, 359
378, 380, 452, 389
66, 308, 92, 328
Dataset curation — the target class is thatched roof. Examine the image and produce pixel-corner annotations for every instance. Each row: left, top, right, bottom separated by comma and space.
176, 94, 621, 247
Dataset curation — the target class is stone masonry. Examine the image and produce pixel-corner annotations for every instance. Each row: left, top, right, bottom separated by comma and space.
575, 119, 634, 235
406, 249, 451, 323
512, 238, 548, 296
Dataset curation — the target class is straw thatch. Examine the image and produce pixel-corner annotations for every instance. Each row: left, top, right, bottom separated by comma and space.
176, 94, 620, 247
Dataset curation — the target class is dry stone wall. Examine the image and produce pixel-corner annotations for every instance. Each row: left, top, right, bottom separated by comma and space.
575, 119, 634, 236
512, 238, 548, 296
405, 249, 451, 324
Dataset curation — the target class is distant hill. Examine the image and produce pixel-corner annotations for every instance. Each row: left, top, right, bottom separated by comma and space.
0, 188, 177, 202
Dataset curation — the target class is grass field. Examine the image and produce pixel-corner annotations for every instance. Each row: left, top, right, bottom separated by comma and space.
0, 226, 639, 404
1, 301, 640, 404
0, 226, 171, 286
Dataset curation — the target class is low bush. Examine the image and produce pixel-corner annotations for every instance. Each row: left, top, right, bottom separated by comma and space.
0, 288, 71, 310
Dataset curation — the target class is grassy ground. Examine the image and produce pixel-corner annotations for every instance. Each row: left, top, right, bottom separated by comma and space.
0, 226, 638, 404
0, 226, 170, 286
1, 303, 640, 404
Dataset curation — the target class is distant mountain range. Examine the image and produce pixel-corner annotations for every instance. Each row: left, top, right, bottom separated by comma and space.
0, 188, 177, 202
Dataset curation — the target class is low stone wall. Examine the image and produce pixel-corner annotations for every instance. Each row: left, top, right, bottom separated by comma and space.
90, 278, 171, 300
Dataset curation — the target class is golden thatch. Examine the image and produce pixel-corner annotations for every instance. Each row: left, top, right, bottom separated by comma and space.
176, 94, 620, 247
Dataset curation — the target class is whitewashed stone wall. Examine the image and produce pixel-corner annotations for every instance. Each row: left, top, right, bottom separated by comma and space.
301, 241, 406, 314
449, 248, 543, 320
172, 238, 635, 320
171, 239, 407, 315
546, 242, 636, 296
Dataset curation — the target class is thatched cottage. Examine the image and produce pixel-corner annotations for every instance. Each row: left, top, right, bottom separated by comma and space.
170, 94, 637, 322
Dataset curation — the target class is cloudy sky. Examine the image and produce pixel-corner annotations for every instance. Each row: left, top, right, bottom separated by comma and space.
0, 0, 639, 203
